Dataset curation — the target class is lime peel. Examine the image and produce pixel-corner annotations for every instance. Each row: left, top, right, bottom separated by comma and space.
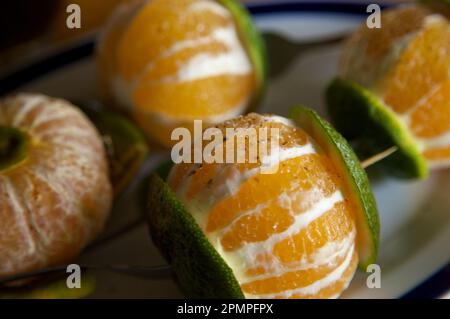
290, 105, 380, 269
218, 0, 267, 111
147, 173, 244, 298
0, 272, 96, 299
326, 77, 428, 179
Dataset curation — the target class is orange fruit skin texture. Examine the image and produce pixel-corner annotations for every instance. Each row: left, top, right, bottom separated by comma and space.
340, 6, 450, 168
0, 94, 112, 277
168, 114, 359, 299
97, 0, 257, 147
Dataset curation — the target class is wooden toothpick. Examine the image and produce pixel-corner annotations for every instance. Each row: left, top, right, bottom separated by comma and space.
361, 146, 398, 169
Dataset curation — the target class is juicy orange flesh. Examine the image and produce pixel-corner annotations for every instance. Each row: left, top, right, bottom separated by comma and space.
343, 7, 450, 166
133, 74, 255, 118
240, 245, 353, 295
206, 154, 341, 233
96, 0, 139, 104
168, 115, 358, 298
409, 81, 450, 138
220, 202, 294, 251
272, 201, 354, 264
423, 147, 450, 161
105, 0, 256, 146
117, 0, 230, 81
281, 252, 358, 299
185, 164, 220, 199
383, 20, 450, 114
339, 7, 430, 89
138, 42, 230, 82
382, 17, 450, 165
171, 115, 310, 199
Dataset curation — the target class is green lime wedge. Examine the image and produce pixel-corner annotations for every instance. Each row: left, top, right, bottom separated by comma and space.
0, 272, 96, 299
218, 0, 267, 110
326, 77, 428, 179
78, 101, 149, 195
147, 173, 244, 298
290, 105, 380, 269
147, 107, 381, 297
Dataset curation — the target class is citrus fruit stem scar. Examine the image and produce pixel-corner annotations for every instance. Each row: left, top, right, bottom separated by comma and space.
361, 146, 398, 169
0, 126, 29, 172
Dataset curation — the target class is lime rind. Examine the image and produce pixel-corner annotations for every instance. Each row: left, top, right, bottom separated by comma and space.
290, 105, 380, 269
0, 271, 96, 299
147, 173, 244, 298
154, 160, 174, 181
218, 0, 268, 110
92, 110, 149, 195
326, 77, 428, 179
79, 102, 149, 195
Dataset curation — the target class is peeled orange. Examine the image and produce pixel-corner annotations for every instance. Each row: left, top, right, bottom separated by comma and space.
327, 5, 450, 178
97, 0, 266, 147
0, 93, 112, 277
147, 109, 379, 298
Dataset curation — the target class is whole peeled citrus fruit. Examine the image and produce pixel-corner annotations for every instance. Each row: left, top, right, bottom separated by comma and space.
96, 0, 266, 147
148, 109, 379, 298
327, 5, 450, 178
0, 93, 112, 277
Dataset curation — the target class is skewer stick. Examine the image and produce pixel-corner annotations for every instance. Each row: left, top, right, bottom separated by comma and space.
361, 146, 398, 169
0, 146, 399, 286
0, 264, 172, 286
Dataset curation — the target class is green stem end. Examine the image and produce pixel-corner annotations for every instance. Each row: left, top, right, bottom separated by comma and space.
0, 126, 29, 173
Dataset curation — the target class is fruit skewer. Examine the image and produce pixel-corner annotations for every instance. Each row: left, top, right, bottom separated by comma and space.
0, 138, 395, 288
146, 107, 384, 299
0, 105, 397, 299
327, 3, 450, 179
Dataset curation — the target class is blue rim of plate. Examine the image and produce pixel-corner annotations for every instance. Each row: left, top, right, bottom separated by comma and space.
0, 1, 448, 299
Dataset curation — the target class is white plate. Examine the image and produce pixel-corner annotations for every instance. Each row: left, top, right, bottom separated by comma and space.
2, 1, 449, 299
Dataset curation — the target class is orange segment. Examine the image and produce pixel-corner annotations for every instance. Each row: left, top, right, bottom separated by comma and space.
285, 251, 358, 299
205, 154, 340, 233
98, 0, 260, 147
383, 19, 450, 113
12, 170, 89, 259
133, 74, 255, 119
423, 146, 450, 161
96, 0, 140, 105
185, 164, 221, 199
117, 0, 230, 81
169, 114, 359, 298
240, 246, 353, 295
0, 175, 43, 273
220, 202, 294, 251
138, 42, 230, 82
410, 80, 450, 138
340, 7, 430, 88
339, 6, 450, 169
0, 94, 112, 277
273, 201, 354, 264
168, 163, 194, 191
